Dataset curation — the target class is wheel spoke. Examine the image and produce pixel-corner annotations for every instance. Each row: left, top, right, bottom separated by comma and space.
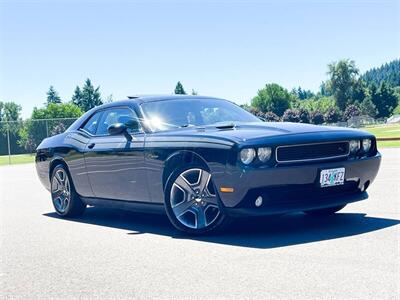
202, 195, 218, 206
194, 206, 207, 228
173, 200, 194, 217
56, 171, 65, 187
197, 170, 210, 193
175, 175, 195, 194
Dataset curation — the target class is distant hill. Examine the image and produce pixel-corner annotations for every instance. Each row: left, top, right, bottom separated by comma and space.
361, 59, 400, 87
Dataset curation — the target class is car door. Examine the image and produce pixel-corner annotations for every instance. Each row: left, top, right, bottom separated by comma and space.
83, 106, 150, 202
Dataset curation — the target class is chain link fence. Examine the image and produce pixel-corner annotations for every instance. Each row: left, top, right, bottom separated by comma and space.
0, 118, 77, 164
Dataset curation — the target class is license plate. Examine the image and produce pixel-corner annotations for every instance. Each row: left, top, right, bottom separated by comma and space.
320, 168, 345, 187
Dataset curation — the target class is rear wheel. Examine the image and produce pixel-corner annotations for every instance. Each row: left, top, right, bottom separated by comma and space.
164, 166, 228, 234
51, 164, 86, 217
304, 204, 346, 216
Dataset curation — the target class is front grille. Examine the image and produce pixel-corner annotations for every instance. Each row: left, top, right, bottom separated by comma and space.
276, 141, 349, 163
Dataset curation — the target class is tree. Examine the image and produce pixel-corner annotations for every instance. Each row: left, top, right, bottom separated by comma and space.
174, 81, 186, 95
362, 59, 400, 87
46, 86, 61, 105
191, 89, 198, 95
291, 87, 314, 100
327, 59, 359, 110
71, 86, 82, 106
251, 83, 291, 116
0, 101, 21, 122
360, 96, 377, 118
351, 79, 367, 104
319, 81, 332, 97
343, 104, 361, 121
18, 103, 82, 151
371, 82, 398, 118
73, 79, 103, 112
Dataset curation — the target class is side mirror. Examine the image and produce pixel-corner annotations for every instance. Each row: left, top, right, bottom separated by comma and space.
107, 123, 132, 141
124, 118, 140, 131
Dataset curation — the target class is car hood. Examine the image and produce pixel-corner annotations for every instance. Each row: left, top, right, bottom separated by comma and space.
155, 122, 373, 145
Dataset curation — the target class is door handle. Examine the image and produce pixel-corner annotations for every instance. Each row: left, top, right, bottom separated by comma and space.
88, 143, 95, 149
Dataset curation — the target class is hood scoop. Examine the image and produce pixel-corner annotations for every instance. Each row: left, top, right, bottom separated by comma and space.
215, 123, 235, 130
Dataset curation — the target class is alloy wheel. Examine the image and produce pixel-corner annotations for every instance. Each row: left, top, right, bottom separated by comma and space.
170, 168, 220, 229
51, 169, 71, 214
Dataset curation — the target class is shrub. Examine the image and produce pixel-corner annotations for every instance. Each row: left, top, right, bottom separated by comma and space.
310, 110, 324, 125
263, 111, 280, 122
282, 109, 301, 122
298, 108, 310, 123
324, 108, 341, 123
343, 104, 361, 121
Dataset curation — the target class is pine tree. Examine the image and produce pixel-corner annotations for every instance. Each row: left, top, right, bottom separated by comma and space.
46, 86, 61, 105
174, 81, 186, 95
74, 79, 103, 112
71, 86, 82, 106
360, 96, 377, 117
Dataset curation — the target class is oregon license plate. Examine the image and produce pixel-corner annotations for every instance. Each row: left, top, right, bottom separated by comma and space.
320, 168, 345, 187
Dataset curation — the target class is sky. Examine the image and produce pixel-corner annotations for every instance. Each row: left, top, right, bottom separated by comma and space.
0, 0, 399, 118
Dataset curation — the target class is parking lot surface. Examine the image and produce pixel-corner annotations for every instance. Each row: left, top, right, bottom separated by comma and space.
1, 149, 399, 299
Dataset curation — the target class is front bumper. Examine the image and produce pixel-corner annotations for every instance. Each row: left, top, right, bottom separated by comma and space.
213, 152, 381, 217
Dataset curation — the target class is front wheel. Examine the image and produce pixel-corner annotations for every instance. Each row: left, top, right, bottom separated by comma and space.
164, 166, 228, 235
304, 204, 346, 216
51, 164, 86, 217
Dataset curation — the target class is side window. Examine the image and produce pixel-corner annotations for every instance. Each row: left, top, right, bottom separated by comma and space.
96, 107, 140, 135
81, 111, 102, 135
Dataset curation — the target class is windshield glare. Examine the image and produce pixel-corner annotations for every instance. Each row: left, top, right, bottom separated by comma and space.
141, 98, 261, 131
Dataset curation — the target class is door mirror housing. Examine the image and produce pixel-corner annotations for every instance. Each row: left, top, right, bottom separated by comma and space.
124, 118, 140, 132
107, 123, 132, 141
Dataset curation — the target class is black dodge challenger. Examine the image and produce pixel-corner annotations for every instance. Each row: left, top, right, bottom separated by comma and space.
36, 95, 381, 234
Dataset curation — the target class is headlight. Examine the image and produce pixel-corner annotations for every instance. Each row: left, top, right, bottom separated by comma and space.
349, 140, 360, 154
240, 148, 256, 164
257, 147, 272, 162
362, 139, 372, 152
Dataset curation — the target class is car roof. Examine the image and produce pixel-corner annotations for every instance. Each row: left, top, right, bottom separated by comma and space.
118, 94, 228, 105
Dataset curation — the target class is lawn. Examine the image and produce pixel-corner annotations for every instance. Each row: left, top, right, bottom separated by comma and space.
0, 154, 35, 166
360, 123, 400, 147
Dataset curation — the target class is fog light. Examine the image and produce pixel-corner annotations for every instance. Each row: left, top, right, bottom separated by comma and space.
255, 196, 263, 207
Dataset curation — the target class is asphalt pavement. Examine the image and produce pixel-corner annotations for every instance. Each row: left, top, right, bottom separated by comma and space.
1, 148, 399, 299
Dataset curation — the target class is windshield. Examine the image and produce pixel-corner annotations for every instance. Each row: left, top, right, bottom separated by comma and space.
141, 98, 261, 131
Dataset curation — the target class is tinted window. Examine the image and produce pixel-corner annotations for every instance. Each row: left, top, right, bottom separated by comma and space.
82, 111, 102, 135
141, 98, 261, 131
96, 107, 139, 135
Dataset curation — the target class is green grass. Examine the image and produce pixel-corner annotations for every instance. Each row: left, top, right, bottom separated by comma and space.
361, 123, 400, 138
0, 154, 35, 165
360, 123, 400, 147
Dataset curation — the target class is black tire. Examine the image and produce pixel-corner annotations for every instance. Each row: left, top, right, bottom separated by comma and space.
51, 164, 86, 217
164, 164, 229, 235
304, 204, 346, 216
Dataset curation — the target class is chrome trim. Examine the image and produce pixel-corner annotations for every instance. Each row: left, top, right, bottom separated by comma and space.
275, 141, 350, 163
